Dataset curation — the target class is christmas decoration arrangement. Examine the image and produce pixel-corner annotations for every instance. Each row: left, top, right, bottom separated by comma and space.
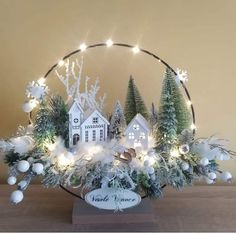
0, 41, 235, 211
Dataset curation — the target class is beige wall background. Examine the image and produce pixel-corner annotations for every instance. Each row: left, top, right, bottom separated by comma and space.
0, 0, 235, 183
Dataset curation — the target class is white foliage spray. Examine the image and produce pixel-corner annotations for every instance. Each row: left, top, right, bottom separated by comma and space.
55, 57, 106, 112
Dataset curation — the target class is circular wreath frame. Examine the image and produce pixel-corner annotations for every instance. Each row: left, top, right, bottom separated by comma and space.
32, 42, 196, 200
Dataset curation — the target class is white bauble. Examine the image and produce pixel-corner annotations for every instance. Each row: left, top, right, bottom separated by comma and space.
205, 177, 214, 184
221, 171, 232, 182
18, 180, 28, 190
179, 144, 190, 155
32, 163, 44, 175
208, 172, 217, 180
181, 162, 189, 171
17, 160, 30, 173
10, 190, 24, 204
7, 176, 17, 185
146, 166, 155, 175
199, 157, 209, 166
22, 101, 35, 113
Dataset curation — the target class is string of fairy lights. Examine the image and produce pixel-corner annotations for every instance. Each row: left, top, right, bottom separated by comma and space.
30, 39, 197, 134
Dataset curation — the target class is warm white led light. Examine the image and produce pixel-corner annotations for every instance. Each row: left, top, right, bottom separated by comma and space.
58, 60, 65, 67
187, 100, 192, 107
37, 77, 46, 85
190, 123, 197, 130
132, 46, 140, 53
170, 149, 180, 157
80, 43, 87, 51
106, 39, 113, 47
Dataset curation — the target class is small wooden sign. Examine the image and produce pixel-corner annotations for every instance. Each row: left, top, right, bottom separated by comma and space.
85, 188, 141, 211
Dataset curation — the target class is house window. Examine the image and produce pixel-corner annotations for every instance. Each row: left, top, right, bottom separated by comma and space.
73, 134, 80, 145
74, 118, 79, 123
99, 129, 103, 141
85, 131, 89, 142
128, 132, 135, 139
139, 132, 146, 139
92, 130, 96, 141
133, 124, 140, 131
93, 117, 98, 124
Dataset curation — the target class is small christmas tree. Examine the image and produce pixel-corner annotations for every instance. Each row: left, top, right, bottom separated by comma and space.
149, 102, 158, 134
33, 101, 56, 147
124, 76, 149, 124
165, 68, 191, 134
109, 100, 126, 140
157, 90, 177, 152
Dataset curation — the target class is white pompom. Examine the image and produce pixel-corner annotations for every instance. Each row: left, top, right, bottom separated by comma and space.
18, 180, 28, 190
205, 177, 214, 184
199, 157, 209, 166
221, 171, 232, 182
208, 172, 217, 180
22, 100, 36, 113
32, 163, 44, 175
146, 166, 155, 174
7, 176, 17, 185
17, 160, 30, 173
181, 162, 189, 171
10, 136, 34, 155
10, 190, 24, 204
216, 154, 224, 161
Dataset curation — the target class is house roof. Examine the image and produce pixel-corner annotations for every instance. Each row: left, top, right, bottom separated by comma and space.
68, 99, 84, 114
81, 109, 110, 126
125, 113, 150, 133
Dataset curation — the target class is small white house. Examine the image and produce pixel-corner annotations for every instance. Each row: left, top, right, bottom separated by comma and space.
124, 114, 151, 150
68, 100, 109, 147
80, 110, 109, 143
68, 101, 84, 147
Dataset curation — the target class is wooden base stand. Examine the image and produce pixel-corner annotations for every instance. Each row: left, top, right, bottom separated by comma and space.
72, 198, 156, 225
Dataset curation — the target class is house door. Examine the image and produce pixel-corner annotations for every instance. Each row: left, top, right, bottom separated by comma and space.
73, 134, 80, 145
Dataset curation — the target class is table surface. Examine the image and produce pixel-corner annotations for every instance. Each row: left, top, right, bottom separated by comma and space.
0, 185, 236, 232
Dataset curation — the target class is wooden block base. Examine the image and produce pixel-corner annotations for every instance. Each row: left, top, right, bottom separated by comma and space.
72, 198, 156, 225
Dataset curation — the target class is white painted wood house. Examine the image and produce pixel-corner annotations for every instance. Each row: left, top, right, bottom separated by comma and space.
68, 100, 109, 147
124, 114, 151, 150
80, 110, 109, 143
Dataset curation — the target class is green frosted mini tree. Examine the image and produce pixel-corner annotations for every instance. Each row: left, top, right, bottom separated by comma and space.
163, 68, 191, 134
124, 76, 149, 124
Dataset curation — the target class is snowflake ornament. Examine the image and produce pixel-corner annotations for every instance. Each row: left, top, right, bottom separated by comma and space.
26, 81, 49, 100
176, 68, 188, 85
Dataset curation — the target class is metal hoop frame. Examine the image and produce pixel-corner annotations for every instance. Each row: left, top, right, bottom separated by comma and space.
39, 42, 196, 200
